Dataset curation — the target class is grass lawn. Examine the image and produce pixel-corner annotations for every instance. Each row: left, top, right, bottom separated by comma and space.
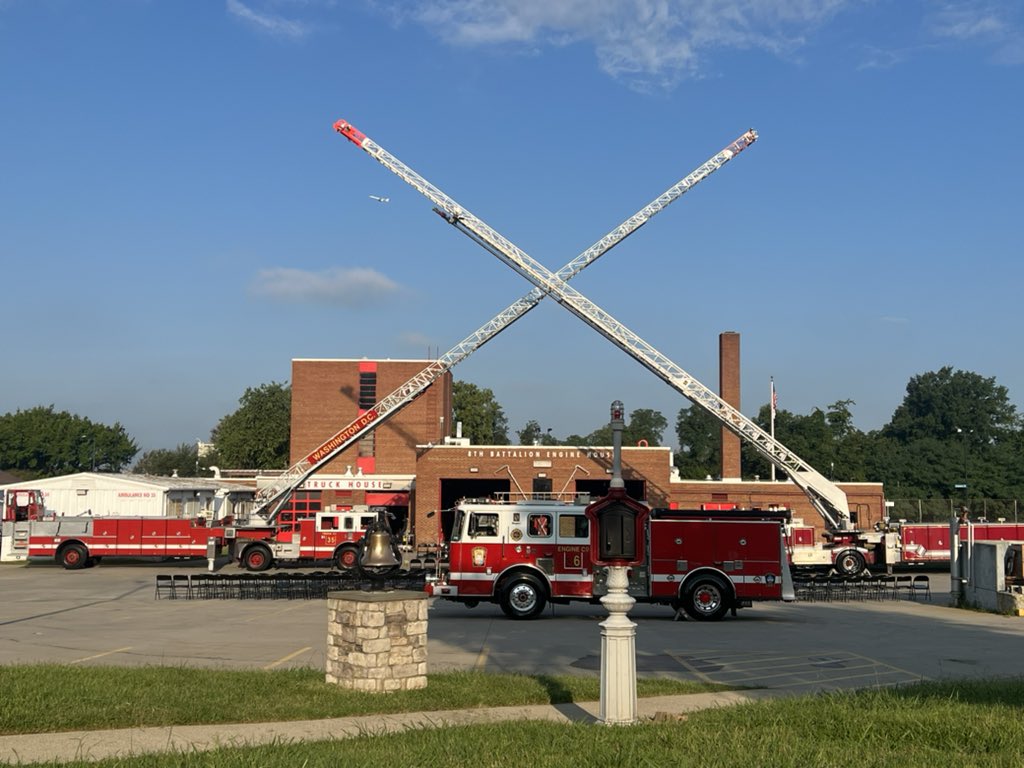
0, 664, 725, 734
2, 667, 1023, 767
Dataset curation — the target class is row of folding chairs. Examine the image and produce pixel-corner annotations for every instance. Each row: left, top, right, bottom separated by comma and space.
155, 572, 352, 600
155, 570, 430, 600
794, 573, 931, 602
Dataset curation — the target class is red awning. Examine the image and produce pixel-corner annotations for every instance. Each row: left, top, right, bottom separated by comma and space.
366, 492, 408, 506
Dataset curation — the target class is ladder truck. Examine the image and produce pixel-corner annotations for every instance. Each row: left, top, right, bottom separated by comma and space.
333, 118, 880, 577
224, 127, 760, 571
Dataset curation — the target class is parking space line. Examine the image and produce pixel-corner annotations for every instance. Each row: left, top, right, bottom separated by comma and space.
263, 646, 312, 670
243, 604, 310, 623
846, 650, 932, 682
665, 652, 718, 685
70, 646, 132, 664
474, 644, 490, 669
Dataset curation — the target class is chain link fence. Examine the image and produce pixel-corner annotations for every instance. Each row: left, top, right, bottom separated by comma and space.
888, 498, 1021, 524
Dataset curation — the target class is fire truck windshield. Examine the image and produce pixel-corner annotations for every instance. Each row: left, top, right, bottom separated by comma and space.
450, 509, 465, 542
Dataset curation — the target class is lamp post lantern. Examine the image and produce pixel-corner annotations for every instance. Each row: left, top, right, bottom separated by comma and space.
585, 400, 647, 725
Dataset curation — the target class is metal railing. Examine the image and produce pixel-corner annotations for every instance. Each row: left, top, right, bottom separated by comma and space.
887, 498, 1020, 524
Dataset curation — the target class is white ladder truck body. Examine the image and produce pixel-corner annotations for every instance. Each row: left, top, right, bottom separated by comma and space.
335, 119, 876, 576
243, 126, 758, 541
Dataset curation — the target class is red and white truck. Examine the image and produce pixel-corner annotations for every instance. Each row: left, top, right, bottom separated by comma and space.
4, 504, 384, 570
427, 498, 795, 621
786, 515, 1024, 573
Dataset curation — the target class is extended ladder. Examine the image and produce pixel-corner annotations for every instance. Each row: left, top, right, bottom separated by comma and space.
336, 120, 852, 532
250, 127, 758, 522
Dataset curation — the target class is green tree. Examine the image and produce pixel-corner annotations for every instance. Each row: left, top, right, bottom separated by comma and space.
517, 419, 556, 446
674, 404, 721, 479
879, 367, 1022, 499
211, 382, 291, 469
565, 408, 667, 448
624, 408, 667, 446
133, 443, 219, 477
0, 405, 138, 478
739, 400, 872, 483
452, 381, 509, 445
884, 366, 1018, 447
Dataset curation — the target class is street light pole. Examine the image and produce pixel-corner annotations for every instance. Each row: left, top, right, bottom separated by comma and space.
955, 427, 973, 505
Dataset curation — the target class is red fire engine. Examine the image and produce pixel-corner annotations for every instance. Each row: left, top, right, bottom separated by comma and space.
12, 506, 384, 570
785, 515, 1024, 572
428, 499, 795, 621
232, 506, 385, 571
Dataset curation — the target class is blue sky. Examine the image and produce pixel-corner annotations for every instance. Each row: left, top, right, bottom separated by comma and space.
2, 0, 1022, 458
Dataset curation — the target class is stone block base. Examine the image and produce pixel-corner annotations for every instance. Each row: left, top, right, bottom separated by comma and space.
326, 590, 428, 692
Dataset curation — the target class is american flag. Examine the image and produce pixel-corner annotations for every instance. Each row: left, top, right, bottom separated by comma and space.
771, 378, 777, 418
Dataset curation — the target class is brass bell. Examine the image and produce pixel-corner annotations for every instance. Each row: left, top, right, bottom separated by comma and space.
361, 528, 400, 568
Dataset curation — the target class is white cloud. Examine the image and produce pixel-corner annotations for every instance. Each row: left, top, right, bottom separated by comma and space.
927, 5, 1004, 41
924, 2, 1024, 65
226, 0, 310, 39
855, 44, 908, 70
250, 266, 401, 306
394, 0, 856, 88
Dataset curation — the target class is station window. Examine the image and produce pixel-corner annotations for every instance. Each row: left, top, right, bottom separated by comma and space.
358, 372, 377, 409
358, 371, 377, 459
280, 491, 322, 518
528, 513, 552, 538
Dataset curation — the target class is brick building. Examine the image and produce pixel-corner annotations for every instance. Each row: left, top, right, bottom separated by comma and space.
288, 343, 886, 547
289, 358, 452, 533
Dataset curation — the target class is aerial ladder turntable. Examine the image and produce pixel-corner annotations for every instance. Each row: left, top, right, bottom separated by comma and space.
248, 127, 758, 525
332, 118, 859, 545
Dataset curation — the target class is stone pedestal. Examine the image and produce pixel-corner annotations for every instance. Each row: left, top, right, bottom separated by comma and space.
326, 590, 428, 692
599, 565, 638, 724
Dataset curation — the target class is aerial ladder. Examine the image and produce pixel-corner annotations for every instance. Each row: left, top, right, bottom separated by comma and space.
248, 126, 759, 524
333, 119, 855, 536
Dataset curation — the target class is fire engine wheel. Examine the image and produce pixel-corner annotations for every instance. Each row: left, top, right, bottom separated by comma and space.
499, 574, 547, 620
242, 545, 273, 572
335, 547, 359, 570
835, 550, 866, 577
59, 543, 90, 571
680, 576, 730, 621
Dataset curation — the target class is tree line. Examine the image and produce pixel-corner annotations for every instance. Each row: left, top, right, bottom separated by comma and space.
2, 368, 1021, 501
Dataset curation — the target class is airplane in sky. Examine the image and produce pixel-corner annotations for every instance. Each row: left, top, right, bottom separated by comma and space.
368, 195, 390, 203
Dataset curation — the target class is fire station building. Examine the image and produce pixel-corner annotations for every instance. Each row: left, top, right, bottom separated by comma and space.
289, 338, 886, 549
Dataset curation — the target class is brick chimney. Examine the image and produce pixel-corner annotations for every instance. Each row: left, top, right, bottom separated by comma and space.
719, 331, 741, 480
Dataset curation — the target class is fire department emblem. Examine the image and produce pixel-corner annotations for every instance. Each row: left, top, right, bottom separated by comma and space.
510, 528, 523, 541
765, 573, 776, 585
472, 546, 487, 567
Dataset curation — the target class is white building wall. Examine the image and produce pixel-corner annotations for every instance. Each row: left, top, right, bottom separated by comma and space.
0, 474, 225, 520
41, 487, 165, 517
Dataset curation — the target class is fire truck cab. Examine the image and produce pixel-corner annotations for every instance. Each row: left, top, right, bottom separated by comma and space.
429, 499, 795, 621
2, 488, 43, 523
1, 489, 45, 563
234, 506, 381, 572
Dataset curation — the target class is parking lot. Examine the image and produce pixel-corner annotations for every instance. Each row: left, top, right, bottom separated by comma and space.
3, 561, 1023, 693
